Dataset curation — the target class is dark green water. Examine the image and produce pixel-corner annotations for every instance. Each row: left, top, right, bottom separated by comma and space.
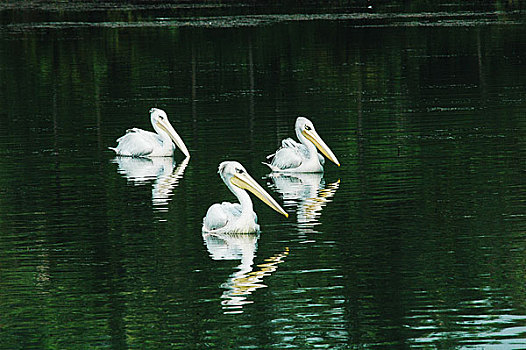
0, 2, 525, 349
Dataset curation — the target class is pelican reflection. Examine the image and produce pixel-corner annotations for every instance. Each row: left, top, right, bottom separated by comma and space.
202, 231, 288, 314
112, 156, 189, 211
267, 173, 340, 232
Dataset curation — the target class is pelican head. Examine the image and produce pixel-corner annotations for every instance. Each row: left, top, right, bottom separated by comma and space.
296, 116, 340, 167
220, 161, 288, 218
150, 108, 190, 158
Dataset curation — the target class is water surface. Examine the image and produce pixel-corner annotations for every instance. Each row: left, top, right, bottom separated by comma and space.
0, 3, 525, 349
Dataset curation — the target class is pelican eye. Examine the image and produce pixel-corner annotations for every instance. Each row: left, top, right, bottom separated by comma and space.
305, 125, 312, 131
236, 168, 244, 174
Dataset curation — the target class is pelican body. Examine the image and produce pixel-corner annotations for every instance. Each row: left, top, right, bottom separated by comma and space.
263, 116, 340, 173
202, 161, 288, 234
110, 108, 190, 158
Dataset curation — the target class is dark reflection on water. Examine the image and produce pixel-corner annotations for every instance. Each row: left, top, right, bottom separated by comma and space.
0, 5, 525, 349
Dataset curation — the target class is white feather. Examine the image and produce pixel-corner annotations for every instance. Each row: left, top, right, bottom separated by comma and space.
110, 129, 162, 157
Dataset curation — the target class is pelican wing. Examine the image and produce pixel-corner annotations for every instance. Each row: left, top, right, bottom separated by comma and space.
203, 202, 243, 231
265, 138, 310, 170
113, 128, 163, 157
317, 152, 325, 166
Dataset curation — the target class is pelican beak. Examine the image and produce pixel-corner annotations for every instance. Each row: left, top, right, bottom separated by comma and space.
231, 172, 289, 218
157, 120, 190, 158
302, 129, 340, 166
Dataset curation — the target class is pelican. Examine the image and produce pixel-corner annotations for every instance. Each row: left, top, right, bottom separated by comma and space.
202, 161, 288, 234
109, 108, 190, 158
263, 116, 340, 173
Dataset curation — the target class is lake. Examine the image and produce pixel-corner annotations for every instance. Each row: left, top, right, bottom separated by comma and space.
0, 1, 525, 349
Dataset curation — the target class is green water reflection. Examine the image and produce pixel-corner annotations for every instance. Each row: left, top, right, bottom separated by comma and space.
0, 4, 525, 349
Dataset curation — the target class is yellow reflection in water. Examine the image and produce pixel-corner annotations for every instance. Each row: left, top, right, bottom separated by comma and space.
221, 247, 289, 314
202, 231, 289, 314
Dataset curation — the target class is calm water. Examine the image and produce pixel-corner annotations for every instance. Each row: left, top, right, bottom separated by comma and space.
0, 2, 525, 349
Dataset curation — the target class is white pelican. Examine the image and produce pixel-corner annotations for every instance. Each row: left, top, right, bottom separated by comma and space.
109, 108, 190, 158
263, 116, 340, 173
202, 161, 288, 234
